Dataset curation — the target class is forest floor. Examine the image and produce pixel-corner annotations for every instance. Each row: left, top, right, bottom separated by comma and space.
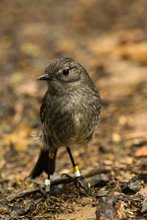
0, 1, 147, 219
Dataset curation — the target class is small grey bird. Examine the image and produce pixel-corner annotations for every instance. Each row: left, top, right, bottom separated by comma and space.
30, 57, 101, 192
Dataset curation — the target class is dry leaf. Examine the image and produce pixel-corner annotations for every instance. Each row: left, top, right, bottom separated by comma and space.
135, 146, 147, 157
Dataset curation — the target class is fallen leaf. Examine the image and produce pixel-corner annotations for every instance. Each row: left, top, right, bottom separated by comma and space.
135, 146, 147, 157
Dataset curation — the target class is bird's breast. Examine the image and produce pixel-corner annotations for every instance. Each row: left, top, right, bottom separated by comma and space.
43, 90, 100, 146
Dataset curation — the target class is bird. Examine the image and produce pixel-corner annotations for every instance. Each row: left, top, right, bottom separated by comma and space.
30, 57, 101, 193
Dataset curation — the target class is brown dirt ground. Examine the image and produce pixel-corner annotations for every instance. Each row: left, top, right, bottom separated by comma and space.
0, 1, 147, 219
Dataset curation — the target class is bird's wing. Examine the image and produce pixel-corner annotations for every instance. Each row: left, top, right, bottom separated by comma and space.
40, 91, 49, 123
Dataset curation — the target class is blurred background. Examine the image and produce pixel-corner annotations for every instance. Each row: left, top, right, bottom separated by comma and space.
0, 0, 147, 218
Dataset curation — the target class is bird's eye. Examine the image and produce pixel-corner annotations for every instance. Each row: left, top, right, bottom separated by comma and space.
63, 68, 69, 75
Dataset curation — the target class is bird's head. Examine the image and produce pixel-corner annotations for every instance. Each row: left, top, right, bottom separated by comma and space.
38, 57, 85, 81
37, 57, 95, 95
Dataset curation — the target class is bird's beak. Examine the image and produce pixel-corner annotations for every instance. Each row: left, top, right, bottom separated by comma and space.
37, 73, 50, 81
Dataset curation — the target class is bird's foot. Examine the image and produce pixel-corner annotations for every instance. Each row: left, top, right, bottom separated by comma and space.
75, 175, 93, 196
76, 175, 88, 189
44, 192, 55, 205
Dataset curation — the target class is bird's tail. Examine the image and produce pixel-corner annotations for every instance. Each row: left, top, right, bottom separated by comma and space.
30, 149, 57, 179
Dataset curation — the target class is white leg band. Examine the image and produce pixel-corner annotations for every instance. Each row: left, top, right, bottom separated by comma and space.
45, 179, 51, 192
75, 170, 81, 177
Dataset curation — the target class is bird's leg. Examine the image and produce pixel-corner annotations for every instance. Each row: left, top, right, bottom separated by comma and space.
45, 173, 51, 194
66, 147, 88, 191
44, 164, 54, 204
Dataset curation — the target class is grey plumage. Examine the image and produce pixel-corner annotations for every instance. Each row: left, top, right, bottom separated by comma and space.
31, 57, 101, 179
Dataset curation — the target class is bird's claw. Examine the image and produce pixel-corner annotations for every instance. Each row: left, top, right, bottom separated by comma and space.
75, 176, 94, 196
45, 192, 55, 205
76, 176, 88, 189
75, 176, 89, 194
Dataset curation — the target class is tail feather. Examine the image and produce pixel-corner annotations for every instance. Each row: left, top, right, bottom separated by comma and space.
30, 149, 56, 179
